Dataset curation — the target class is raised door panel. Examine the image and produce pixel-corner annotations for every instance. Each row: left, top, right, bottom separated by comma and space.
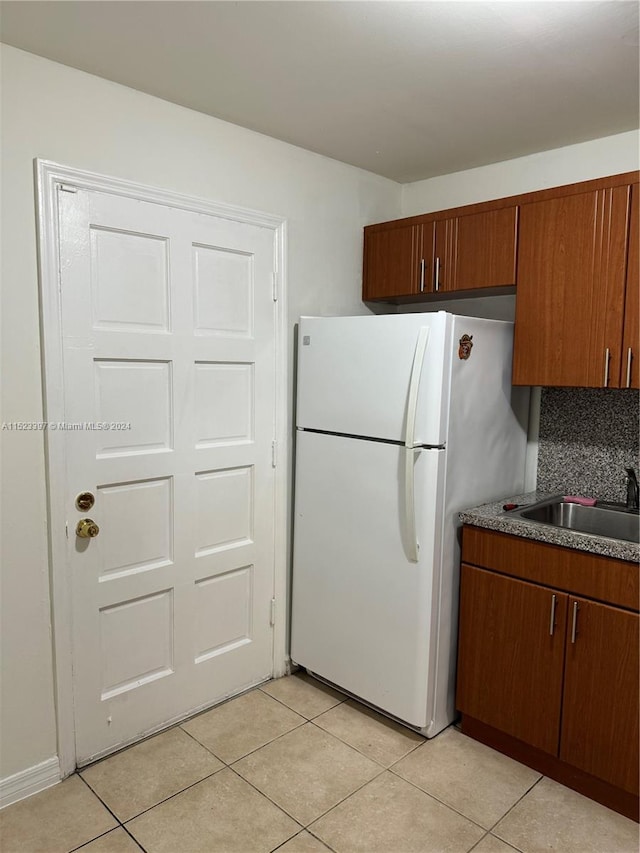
456, 564, 568, 755
621, 183, 639, 389
513, 187, 630, 387
455, 207, 518, 290
561, 598, 639, 794
363, 224, 420, 300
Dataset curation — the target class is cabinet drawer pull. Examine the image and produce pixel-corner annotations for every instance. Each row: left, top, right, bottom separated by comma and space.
626, 347, 633, 388
570, 601, 579, 644
419, 258, 425, 293
603, 348, 610, 387
549, 594, 557, 636
434, 257, 440, 292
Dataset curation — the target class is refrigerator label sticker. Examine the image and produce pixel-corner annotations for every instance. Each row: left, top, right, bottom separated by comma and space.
458, 334, 473, 360
302, 335, 311, 346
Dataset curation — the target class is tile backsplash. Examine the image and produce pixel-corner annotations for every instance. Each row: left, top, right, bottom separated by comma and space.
537, 388, 639, 503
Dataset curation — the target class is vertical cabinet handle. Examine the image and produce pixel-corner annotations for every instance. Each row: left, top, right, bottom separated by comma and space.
434, 257, 440, 292
419, 258, 425, 293
570, 601, 579, 644
603, 348, 610, 387
549, 594, 557, 636
626, 347, 633, 388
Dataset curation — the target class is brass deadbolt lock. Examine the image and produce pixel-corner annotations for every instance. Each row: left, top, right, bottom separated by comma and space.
76, 518, 99, 539
76, 492, 95, 511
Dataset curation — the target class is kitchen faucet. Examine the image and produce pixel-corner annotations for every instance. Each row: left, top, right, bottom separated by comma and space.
624, 467, 639, 512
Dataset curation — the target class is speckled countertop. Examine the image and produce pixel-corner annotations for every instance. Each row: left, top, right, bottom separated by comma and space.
459, 492, 640, 563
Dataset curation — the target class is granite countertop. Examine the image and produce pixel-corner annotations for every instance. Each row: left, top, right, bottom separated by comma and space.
459, 491, 640, 563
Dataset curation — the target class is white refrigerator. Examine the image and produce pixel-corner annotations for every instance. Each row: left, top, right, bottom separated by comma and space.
291, 311, 529, 736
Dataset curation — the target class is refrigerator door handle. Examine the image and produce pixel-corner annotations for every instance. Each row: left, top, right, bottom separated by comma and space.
404, 327, 430, 449
404, 447, 420, 563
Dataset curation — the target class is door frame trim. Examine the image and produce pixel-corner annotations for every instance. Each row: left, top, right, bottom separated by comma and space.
35, 159, 289, 777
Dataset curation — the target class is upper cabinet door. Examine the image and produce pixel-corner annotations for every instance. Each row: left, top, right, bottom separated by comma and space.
513, 186, 630, 387
621, 184, 639, 389
363, 223, 422, 300
435, 207, 518, 293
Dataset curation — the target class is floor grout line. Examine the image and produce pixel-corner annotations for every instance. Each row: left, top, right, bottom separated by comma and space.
466, 830, 491, 853
120, 822, 148, 853
75, 773, 124, 826
485, 774, 544, 849
102, 765, 225, 826
226, 763, 306, 832
385, 764, 492, 833
258, 681, 348, 721
67, 825, 122, 853
226, 722, 389, 832
306, 717, 420, 770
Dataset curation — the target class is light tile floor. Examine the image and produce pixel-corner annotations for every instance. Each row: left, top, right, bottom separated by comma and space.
1, 673, 638, 853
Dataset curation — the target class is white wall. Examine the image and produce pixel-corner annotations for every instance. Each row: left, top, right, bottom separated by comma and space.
401, 130, 640, 215
0, 44, 401, 784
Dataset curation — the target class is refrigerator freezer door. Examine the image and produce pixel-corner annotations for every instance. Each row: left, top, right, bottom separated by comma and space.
291, 429, 446, 728
296, 313, 450, 445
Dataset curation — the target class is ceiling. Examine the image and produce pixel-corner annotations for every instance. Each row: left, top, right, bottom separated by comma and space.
1, 1, 638, 183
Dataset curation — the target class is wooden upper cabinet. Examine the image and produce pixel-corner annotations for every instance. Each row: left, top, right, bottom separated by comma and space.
363, 221, 438, 300
621, 183, 639, 389
513, 186, 631, 387
362, 223, 419, 300
456, 564, 568, 755
435, 207, 518, 293
560, 598, 639, 794
363, 205, 517, 301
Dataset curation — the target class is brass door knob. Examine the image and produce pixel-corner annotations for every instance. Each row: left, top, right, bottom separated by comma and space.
76, 518, 99, 539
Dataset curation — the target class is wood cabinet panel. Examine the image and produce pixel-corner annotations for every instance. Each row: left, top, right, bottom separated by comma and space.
363, 222, 437, 300
363, 223, 420, 300
456, 564, 568, 755
433, 217, 456, 293
461, 526, 638, 611
458, 525, 640, 819
561, 598, 639, 794
447, 206, 518, 291
513, 186, 630, 387
621, 183, 639, 389
432, 206, 518, 293
364, 206, 518, 300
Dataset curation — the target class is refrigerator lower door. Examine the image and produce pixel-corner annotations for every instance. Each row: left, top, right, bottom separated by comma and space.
291, 429, 445, 729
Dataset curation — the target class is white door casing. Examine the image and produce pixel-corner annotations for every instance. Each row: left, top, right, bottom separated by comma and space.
37, 162, 288, 770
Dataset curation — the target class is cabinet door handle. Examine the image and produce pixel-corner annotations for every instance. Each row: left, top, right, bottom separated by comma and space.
626, 347, 633, 388
434, 257, 440, 292
603, 348, 610, 387
570, 601, 579, 644
419, 258, 425, 293
549, 594, 557, 636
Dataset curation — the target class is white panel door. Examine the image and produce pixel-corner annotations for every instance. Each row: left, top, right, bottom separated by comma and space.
57, 187, 277, 763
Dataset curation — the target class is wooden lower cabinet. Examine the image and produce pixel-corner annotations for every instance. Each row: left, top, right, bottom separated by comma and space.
457, 526, 639, 821
561, 597, 639, 795
457, 565, 567, 754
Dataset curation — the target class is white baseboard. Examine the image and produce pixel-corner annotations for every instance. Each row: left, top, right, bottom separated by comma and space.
0, 757, 61, 809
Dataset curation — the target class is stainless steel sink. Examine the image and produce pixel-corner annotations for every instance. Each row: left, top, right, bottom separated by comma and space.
506, 497, 640, 544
